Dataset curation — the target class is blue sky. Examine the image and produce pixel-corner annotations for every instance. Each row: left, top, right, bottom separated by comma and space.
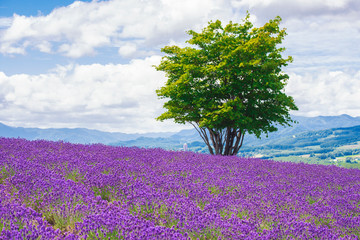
0, 0, 360, 133
0, 0, 90, 16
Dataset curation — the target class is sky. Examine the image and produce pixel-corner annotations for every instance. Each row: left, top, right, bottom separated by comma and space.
0, 0, 359, 133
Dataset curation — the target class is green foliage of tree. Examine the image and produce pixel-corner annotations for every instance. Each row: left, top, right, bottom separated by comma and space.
155, 13, 298, 155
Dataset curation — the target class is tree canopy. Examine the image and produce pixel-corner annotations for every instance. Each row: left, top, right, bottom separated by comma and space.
154, 14, 298, 155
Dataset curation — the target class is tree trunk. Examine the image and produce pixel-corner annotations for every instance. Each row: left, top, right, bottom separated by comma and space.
191, 122, 245, 156
208, 128, 224, 155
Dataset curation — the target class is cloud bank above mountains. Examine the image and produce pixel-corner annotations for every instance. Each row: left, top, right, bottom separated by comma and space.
0, 0, 359, 133
0, 56, 175, 132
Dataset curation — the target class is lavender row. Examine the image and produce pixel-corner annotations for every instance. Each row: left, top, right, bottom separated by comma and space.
0, 137, 360, 239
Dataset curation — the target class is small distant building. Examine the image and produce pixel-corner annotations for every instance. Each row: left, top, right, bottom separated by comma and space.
183, 143, 188, 151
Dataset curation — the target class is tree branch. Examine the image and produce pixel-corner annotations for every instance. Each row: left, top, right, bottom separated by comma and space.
190, 122, 214, 155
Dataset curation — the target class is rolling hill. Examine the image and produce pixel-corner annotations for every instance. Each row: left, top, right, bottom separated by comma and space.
1, 114, 360, 153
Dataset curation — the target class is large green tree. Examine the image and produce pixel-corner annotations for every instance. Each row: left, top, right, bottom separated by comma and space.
155, 14, 298, 156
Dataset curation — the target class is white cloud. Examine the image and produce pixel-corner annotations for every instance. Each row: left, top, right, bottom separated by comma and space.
118, 42, 137, 58
286, 70, 360, 117
0, 0, 236, 58
231, 0, 360, 20
2, 0, 358, 69
1, 0, 360, 133
35, 41, 52, 53
0, 55, 190, 133
3, 61, 359, 132
0, 17, 12, 28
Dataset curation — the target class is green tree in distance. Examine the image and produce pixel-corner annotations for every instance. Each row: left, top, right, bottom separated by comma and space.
155, 13, 298, 156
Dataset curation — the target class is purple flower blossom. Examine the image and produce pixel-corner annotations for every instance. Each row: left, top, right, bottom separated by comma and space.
0, 137, 359, 239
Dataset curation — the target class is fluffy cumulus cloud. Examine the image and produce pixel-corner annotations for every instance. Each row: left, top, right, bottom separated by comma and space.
231, 0, 360, 20
0, 0, 359, 132
0, 56, 188, 133
229, 0, 360, 73
0, 0, 236, 58
1, 0, 359, 65
286, 70, 360, 117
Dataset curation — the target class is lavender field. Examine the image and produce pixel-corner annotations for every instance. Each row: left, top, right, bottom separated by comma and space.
0, 138, 360, 239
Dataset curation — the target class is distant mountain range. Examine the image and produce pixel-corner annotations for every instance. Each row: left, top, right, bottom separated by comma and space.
111, 114, 360, 151
1, 114, 360, 151
244, 114, 360, 147
0, 123, 175, 144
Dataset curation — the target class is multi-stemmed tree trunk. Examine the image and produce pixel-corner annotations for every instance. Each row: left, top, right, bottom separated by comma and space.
155, 13, 298, 156
192, 124, 245, 155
